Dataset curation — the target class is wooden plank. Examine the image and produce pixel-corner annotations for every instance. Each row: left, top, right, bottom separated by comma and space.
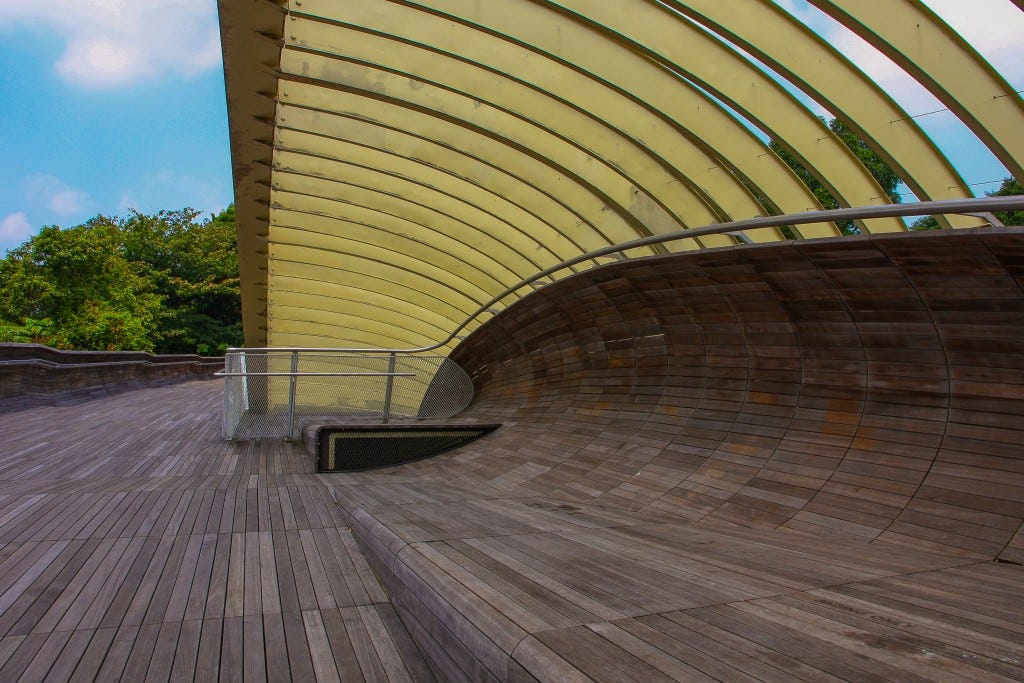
146, 619, 184, 682
224, 532, 246, 619
220, 616, 244, 682
264, 611, 292, 683
281, 609, 317, 681
1, 538, 94, 636
140, 534, 193, 626
120, 621, 161, 681
194, 618, 223, 682
244, 613, 268, 681
169, 619, 203, 683
359, 603, 416, 683
74, 535, 148, 631
17, 629, 74, 682
300, 529, 339, 611
303, 609, 342, 682
68, 626, 118, 683
243, 531, 264, 617
375, 603, 437, 683
119, 534, 179, 627
319, 607, 365, 681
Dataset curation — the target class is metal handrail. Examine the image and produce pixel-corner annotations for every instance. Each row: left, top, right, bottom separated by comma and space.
214, 371, 416, 377
230, 196, 1024, 356
222, 350, 468, 440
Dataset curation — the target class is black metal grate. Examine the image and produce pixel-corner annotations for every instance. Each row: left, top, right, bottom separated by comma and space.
317, 425, 499, 472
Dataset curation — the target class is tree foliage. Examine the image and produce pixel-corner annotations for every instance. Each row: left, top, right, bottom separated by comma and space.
990, 177, 1024, 227
0, 206, 241, 354
911, 177, 1022, 231
770, 118, 901, 235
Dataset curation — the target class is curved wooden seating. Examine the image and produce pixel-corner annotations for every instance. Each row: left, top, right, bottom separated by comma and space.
330, 228, 1024, 681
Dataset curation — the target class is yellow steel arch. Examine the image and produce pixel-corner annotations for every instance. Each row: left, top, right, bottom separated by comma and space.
293, 0, 819, 236
659, 0, 975, 229
272, 182, 549, 275
217, 0, 1018, 350
274, 141, 594, 259
268, 268, 475, 332
274, 98, 655, 250
806, 0, 1024, 182
276, 88, 675, 251
524, 0, 905, 233
275, 162, 578, 267
268, 239, 492, 309
270, 216, 509, 297
270, 288, 459, 341
276, 125, 612, 253
389, 0, 901, 234
279, 41, 712, 236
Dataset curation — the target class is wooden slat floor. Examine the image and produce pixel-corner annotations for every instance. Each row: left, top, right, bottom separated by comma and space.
1, 384, 1020, 681
0, 380, 434, 682
330, 471, 1024, 682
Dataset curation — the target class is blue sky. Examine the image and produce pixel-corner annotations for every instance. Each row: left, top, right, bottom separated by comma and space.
0, 0, 230, 252
0, 0, 1021, 253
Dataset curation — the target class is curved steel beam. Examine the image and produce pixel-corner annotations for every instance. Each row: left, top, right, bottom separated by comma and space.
279, 40, 712, 234
806, 0, 1024, 182
275, 97, 660, 251
293, 0, 825, 233
245, 196, 1024, 353
391, 0, 904, 233
658, 0, 975, 229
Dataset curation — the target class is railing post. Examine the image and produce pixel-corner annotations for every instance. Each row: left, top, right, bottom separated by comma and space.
286, 351, 299, 440
382, 352, 397, 423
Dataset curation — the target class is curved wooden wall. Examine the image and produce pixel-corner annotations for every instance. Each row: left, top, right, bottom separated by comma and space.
447, 228, 1024, 562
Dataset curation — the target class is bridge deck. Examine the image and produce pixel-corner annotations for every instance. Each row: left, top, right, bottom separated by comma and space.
324, 231, 1024, 682
0, 373, 1021, 679
0, 380, 432, 682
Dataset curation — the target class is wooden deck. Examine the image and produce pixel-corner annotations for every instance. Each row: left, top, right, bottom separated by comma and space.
0, 382, 1020, 681
0, 230, 1022, 681
0, 380, 433, 681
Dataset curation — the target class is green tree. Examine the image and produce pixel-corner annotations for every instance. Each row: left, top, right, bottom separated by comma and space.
121, 206, 242, 354
0, 206, 242, 354
770, 118, 901, 235
911, 177, 1022, 230
990, 177, 1024, 226
0, 219, 163, 350
909, 215, 940, 231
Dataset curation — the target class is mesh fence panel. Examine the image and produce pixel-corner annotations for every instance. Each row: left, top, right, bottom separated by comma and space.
221, 351, 474, 439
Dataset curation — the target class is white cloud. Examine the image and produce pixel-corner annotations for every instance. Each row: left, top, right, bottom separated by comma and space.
0, 212, 34, 244
775, 0, 1024, 117
0, 0, 221, 89
828, 30, 945, 116
22, 174, 93, 217
924, 0, 1024, 86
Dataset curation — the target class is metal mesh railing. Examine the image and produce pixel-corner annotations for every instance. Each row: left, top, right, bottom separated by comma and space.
219, 350, 474, 440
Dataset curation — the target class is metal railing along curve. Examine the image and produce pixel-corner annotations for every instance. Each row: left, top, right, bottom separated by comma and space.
220, 196, 1024, 440
218, 351, 473, 439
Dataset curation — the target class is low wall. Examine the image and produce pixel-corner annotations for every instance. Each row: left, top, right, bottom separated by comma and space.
0, 343, 223, 411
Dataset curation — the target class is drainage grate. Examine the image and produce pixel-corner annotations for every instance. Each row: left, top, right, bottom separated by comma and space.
317, 425, 500, 472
